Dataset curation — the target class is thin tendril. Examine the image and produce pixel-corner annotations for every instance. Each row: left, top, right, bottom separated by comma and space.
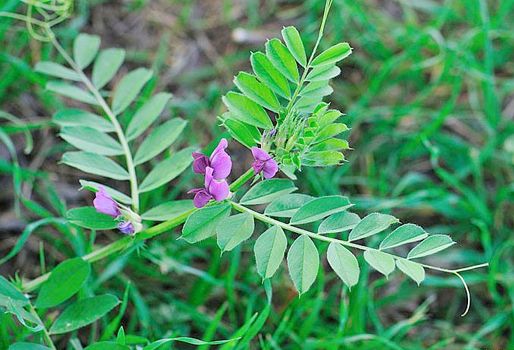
454, 272, 471, 316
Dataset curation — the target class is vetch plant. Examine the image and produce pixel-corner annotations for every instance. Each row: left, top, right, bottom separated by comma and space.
0, 0, 489, 349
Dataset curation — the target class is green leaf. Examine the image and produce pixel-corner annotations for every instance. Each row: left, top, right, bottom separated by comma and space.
311, 139, 349, 152
0, 276, 27, 305
92, 48, 126, 89
314, 123, 348, 144
79, 180, 132, 205
363, 250, 395, 278
138, 147, 194, 193
222, 92, 273, 129
281, 26, 307, 67
250, 52, 291, 98
234, 72, 280, 112
66, 207, 118, 230
35, 258, 91, 308
61, 151, 129, 180
240, 179, 297, 205
216, 213, 254, 252
302, 150, 345, 166
379, 224, 428, 250
49, 294, 119, 334
111, 68, 153, 115
396, 259, 425, 285
221, 116, 260, 148
254, 226, 287, 280
327, 242, 359, 288
85, 342, 129, 350
287, 235, 319, 295
306, 64, 340, 82
318, 211, 360, 234
73, 33, 101, 69
141, 200, 195, 221
318, 109, 343, 127
264, 193, 313, 218
311, 43, 352, 67
53, 109, 114, 132
8, 343, 51, 350
290, 195, 352, 225
46, 81, 98, 105
348, 213, 399, 242
126, 92, 172, 141
300, 81, 333, 99
134, 118, 186, 165
407, 235, 455, 259
265, 38, 299, 83
181, 202, 231, 243
60, 127, 123, 156
35, 61, 80, 81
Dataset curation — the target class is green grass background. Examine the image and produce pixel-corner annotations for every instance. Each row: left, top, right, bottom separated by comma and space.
1, 0, 513, 349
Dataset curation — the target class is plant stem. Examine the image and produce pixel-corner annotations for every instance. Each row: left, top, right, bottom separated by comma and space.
47, 30, 141, 212
283, 0, 334, 116
22, 168, 256, 292
28, 304, 56, 350
229, 168, 255, 192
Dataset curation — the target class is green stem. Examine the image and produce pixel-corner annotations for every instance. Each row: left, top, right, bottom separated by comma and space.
229, 168, 255, 192
28, 304, 56, 350
283, 0, 334, 116
47, 30, 141, 212
22, 168, 256, 292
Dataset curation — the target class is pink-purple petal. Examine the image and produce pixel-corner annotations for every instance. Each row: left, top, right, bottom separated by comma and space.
251, 147, 278, 179
192, 152, 209, 174
192, 189, 212, 208
210, 139, 232, 179
208, 178, 229, 201
118, 221, 135, 235
211, 138, 228, 158
93, 187, 120, 218
263, 158, 279, 179
251, 147, 271, 161
204, 166, 214, 188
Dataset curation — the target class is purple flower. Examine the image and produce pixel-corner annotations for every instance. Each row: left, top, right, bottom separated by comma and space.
251, 147, 278, 179
118, 221, 135, 235
93, 187, 120, 218
188, 166, 230, 208
192, 138, 232, 180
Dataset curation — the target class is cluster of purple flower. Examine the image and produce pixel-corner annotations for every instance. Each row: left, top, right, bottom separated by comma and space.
189, 139, 232, 208
93, 138, 279, 233
189, 138, 278, 208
